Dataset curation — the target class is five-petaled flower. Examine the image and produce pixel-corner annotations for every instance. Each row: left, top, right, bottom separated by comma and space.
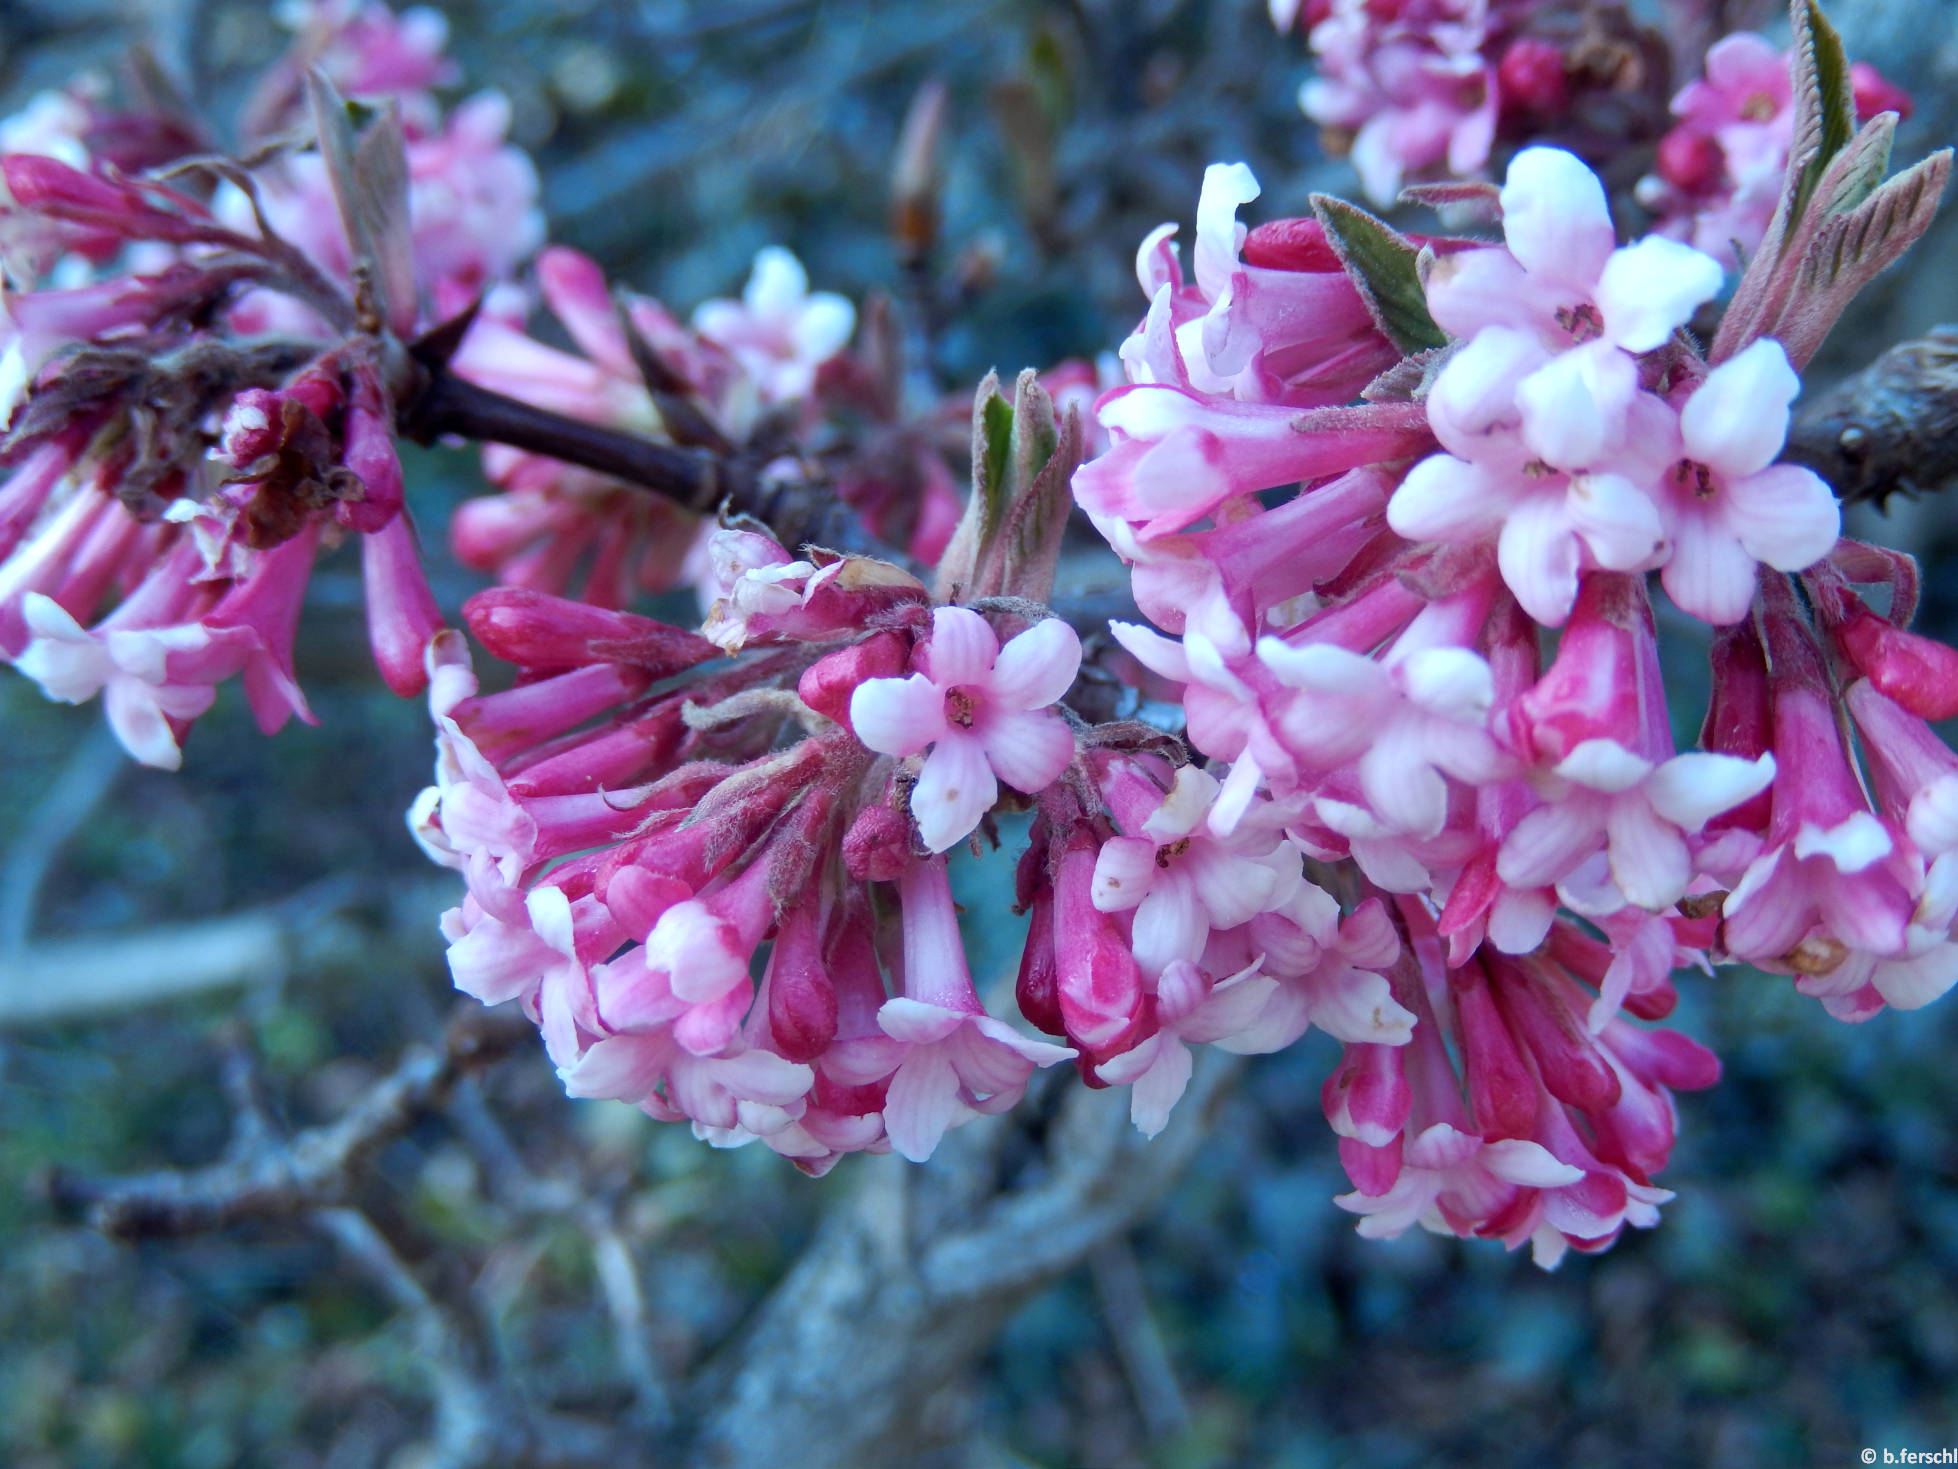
849, 606, 1082, 852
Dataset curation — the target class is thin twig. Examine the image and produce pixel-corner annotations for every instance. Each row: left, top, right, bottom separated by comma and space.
1090, 1238, 1189, 1443
316, 1206, 500, 1469
0, 723, 124, 953
48, 1005, 534, 1237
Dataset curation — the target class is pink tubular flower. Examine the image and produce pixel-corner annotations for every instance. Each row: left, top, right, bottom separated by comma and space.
849, 606, 1081, 853
1721, 586, 1917, 975
1078, 386, 1430, 540
1496, 574, 1776, 912
875, 857, 1076, 1161
1122, 162, 1394, 406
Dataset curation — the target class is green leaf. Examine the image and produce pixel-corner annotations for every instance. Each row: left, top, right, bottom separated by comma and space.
1774, 149, 1953, 367
1785, 0, 1857, 238
1812, 111, 1896, 220
306, 70, 415, 335
1309, 195, 1448, 355
937, 369, 1078, 602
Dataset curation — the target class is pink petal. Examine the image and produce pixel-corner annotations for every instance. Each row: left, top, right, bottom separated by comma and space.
1487, 887, 1556, 953
1309, 965, 1417, 1045
1680, 338, 1798, 477
876, 996, 967, 1045
1645, 751, 1776, 832
1483, 1138, 1586, 1187
1592, 237, 1723, 352
987, 616, 1081, 710
1192, 161, 1258, 302
1499, 147, 1616, 288
1126, 1040, 1193, 1138
1092, 836, 1159, 913
1496, 489, 1582, 626
925, 605, 999, 687
1498, 798, 1607, 888
1423, 247, 1539, 340
1397, 647, 1494, 721
1132, 879, 1210, 976
911, 732, 997, 852
849, 672, 946, 757
1660, 507, 1757, 625
1604, 796, 1694, 910
1515, 341, 1636, 472
1109, 620, 1191, 683
1724, 464, 1840, 572
977, 708, 1074, 794
1358, 723, 1448, 838
1387, 453, 1515, 543
560, 1034, 669, 1101
1567, 472, 1667, 571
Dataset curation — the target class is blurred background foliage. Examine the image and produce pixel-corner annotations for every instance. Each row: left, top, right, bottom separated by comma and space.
4, 0, 1958, 1465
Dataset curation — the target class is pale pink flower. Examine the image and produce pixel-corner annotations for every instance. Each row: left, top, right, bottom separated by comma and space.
1096, 959, 1279, 1136
1334, 1121, 1584, 1242
1091, 764, 1302, 978
1256, 621, 1507, 839
1231, 888, 1413, 1051
1655, 339, 1840, 626
1301, 0, 1502, 207
1425, 148, 1722, 471
691, 246, 854, 405
1389, 336, 1675, 625
849, 607, 1081, 853
443, 883, 603, 1067
1497, 739, 1776, 913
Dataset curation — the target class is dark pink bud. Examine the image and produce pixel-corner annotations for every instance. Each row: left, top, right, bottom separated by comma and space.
4, 155, 134, 216
361, 512, 445, 697
1338, 1134, 1403, 1197
1605, 1020, 1721, 1092
1450, 960, 1537, 1140
1014, 888, 1066, 1038
1851, 61, 1913, 122
798, 630, 909, 734
464, 587, 717, 676
1487, 960, 1621, 1114
1699, 622, 1774, 835
1835, 600, 1958, 720
1497, 38, 1569, 120
842, 801, 911, 883
1321, 1042, 1411, 1148
339, 372, 405, 533
1054, 840, 1144, 1058
1241, 217, 1342, 273
1655, 126, 1725, 195
765, 907, 838, 1062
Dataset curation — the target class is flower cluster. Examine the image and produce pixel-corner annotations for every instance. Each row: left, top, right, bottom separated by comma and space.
0, 1, 920, 768
5, 0, 1954, 1272
1071, 134, 1954, 1259
1285, 0, 1584, 207
1638, 32, 1912, 265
